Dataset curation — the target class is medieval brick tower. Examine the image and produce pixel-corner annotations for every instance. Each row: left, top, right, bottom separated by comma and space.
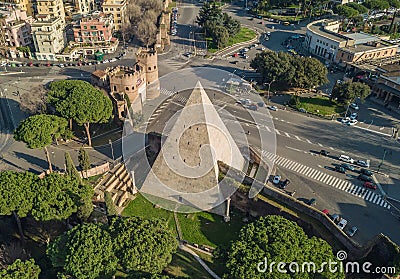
136, 48, 160, 99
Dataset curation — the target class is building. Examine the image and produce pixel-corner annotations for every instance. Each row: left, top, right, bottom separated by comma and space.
36, 0, 65, 26
305, 19, 398, 64
0, 6, 33, 48
74, 0, 95, 15
2, 0, 34, 16
31, 14, 65, 60
91, 48, 160, 120
372, 64, 400, 111
73, 12, 114, 43
101, 0, 126, 31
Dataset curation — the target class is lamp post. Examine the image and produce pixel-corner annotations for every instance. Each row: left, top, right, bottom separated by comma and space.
109, 139, 115, 162
378, 149, 388, 172
266, 78, 275, 103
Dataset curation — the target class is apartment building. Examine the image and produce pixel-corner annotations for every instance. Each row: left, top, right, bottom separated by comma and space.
102, 0, 126, 30
2, 0, 34, 16
73, 12, 114, 43
0, 6, 34, 48
31, 13, 65, 60
36, 0, 65, 26
74, 0, 95, 15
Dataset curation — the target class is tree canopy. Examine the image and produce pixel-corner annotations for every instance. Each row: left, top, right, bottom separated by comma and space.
48, 80, 112, 146
47, 223, 117, 279
109, 217, 178, 273
0, 259, 41, 279
14, 114, 69, 172
31, 173, 93, 221
196, 2, 241, 49
331, 81, 371, 104
251, 51, 328, 89
222, 215, 344, 279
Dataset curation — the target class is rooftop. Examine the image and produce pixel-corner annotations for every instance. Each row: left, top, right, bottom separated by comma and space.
340, 40, 397, 54
307, 20, 348, 43
343, 32, 379, 44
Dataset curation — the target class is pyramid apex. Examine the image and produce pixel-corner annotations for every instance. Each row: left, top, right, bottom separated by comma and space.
195, 80, 203, 89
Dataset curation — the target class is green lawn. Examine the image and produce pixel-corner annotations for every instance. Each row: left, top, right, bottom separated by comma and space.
293, 96, 346, 116
165, 250, 213, 279
177, 209, 244, 248
122, 194, 177, 233
208, 27, 257, 53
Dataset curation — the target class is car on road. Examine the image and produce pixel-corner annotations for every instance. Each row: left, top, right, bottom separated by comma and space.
241, 48, 249, 53
358, 174, 373, 182
363, 181, 377, 190
322, 209, 329, 215
341, 117, 350, 124
350, 112, 358, 120
339, 155, 354, 163
299, 108, 306, 113
266, 31, 271, 36
337, 218, 347, 230
243, 55, 249, 59
261, 47, 266, 50
279, 179, 290, 189
273, 175, 281, 185
109, 58, 117, 62
335, 165, 346, 174
267, 105, 278, 111
350, 103, 359, 110
330, 213, 340, 223
28, 62, 33, 67
341, 163, 354, 171
357, 160, 370, 168
346, 226, 358, 237
230, 60, 239, 64
360, 168, 372, 176
58, 63, 64, 68
347, 119, 358, 126
320, 150, 329, 156
257, 102, 265, 107
306, 198, 316, 206
183, 52, 192, 58
248, 104, 257, 110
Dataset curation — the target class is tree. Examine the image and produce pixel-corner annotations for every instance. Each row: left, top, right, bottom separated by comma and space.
78, 148, 91, 173
47, 223, 118, 279
31, 173, 93, 221
346, 2, 368, 13
109, 216, 177, 273
0, 259, 41, 279
363, 0, 390, 12
104, 191, 118, 217
222, 215, 344, 279
136, 18, 158, 47
331, 81, 371, 105
66, 84, 112, 146
64, 152, 81, 182
14, 114, 69, 172
0, 171, 38, 242
335, 4, 359, 18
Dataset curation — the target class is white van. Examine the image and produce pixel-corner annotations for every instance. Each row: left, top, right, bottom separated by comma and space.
339, 155, 354, 164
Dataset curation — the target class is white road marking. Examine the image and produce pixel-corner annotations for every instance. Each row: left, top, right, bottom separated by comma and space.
284, 132, 291, 138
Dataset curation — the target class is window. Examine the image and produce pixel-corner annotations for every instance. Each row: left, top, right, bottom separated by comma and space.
105, 8, 108, 11
110, 7, 113, 11
148, 67, 151, 70
113, 85, 117, 91
125, 86, 129, 90
84, 25, 87, 29
117, 7, 120, 11
117, 13, 121, 17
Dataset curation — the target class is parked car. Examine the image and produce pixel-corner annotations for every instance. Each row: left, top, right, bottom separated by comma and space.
28, 62, 33, 67
357, 160, 370, 168
360, 168, 372, 176
335, 165, 346, 174
348, 119, 358, 126
58, 63, 64, 68
299, 108, 306, 113
358, 174, 373, 182
322, 209, 329, 215
363, 181, 377, 190
248, 104, 257, 111
267, 105, 278, 111
337, 218, 348, 230
341, 163, 354, 171
341, 117, 350, 124
306, 198, 316, 206
346, 226, 358, 237
279, 179, 290, 189
330, 213, 340, 223
320, 150, 329, 156
350, 112, 358, 120
266, 31, 271, 36
272, 175, 281, 185
339, 155, 354, 163
350, 103, 359, 110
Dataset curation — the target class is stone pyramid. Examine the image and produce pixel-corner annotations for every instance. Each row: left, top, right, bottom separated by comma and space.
140, 81, 244, 211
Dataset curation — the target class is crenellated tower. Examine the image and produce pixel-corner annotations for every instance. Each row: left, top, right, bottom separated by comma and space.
136, 48, 160, 99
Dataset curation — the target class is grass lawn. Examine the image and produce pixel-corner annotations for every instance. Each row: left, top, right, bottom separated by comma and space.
177, 208, 245, 248
208, 27, 257, 53
122, 194, 177, 233
165, 250, 213, 279
293, 96, 345, 116
194, 250, 227, 277
266, 13, 305, 22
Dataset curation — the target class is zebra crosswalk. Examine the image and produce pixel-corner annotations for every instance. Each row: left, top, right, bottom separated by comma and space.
261, 150, 391, 209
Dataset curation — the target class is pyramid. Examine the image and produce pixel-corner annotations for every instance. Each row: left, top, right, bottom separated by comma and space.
140, 81, 244, 211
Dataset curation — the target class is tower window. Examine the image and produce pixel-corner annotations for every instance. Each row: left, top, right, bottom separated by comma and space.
125, 86, 129, 91
148, 67, 151, 71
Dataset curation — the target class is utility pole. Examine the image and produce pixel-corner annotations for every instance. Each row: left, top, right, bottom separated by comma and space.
378, 149, 387, 172
109, 139, 115, 162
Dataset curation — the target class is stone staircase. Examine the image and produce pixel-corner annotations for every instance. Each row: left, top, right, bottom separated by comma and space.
94, 163, 137, 213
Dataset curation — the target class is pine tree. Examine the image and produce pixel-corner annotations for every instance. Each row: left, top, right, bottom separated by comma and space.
65, 152, 81, 182
78, 148, 91, 172
104, 191, 117, 216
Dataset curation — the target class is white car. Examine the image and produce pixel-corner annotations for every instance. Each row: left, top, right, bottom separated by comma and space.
58, 63, 64, 68
350, 112, 357, 120
357, 160, 370, 168
341, 117, 350, 124
337, 218, 348, 230
267, 31, 271, 36
109, 58, 117, 62
272, 175, 281, 185
339, 155, 354, 164
350, 103, 359, 110
347, 119, 358, 126
261, 47, 266, 50
267, 105, 278, 111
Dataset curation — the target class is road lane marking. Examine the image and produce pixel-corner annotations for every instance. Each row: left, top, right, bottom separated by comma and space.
372, 195, 379, 203
284, 132, 291, 138
295, 135, 301, 140
275, 129, 281, 135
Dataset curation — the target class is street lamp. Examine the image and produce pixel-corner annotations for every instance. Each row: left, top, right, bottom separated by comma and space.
109, 139, 115, 162
378, 149, 389, 172
265, 78, 275, 103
